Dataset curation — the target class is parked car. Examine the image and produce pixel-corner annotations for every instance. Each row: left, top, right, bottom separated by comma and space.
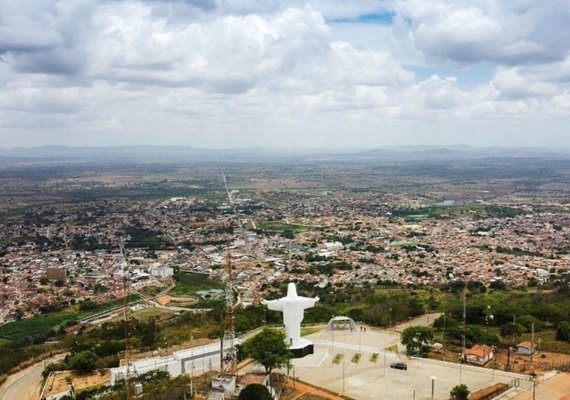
390, 361, 408, 370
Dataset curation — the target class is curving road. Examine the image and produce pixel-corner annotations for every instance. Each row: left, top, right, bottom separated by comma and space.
0, 354, 66, 400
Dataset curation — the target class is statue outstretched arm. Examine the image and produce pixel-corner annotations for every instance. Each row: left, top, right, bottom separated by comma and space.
298, 296, 319, 310
262, 299, 284, 312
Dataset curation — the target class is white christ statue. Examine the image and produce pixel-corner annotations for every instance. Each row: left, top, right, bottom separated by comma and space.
262, 282, 319, 350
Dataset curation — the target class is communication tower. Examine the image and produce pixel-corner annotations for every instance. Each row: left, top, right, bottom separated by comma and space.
221, 249, 237, 376
120, 237, 134, 400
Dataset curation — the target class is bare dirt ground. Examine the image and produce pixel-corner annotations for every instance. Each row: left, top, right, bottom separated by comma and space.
281, 379, 349, 400
493, 349, 570, 375
44, 370, 111, 398
156, 294, 198, 306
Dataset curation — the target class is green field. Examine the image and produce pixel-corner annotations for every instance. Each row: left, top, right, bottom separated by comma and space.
171, 273, 222, 296
256, 220, 311, 233
0, 313, 75, 341
130, 307, 175, 321
0, 295, 140, 341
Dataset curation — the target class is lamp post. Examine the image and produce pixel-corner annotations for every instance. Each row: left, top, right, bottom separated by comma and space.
342, 351, 346, 393
389, 307, 392, 328
442, 312, 446, 361
430, 376, 437, 400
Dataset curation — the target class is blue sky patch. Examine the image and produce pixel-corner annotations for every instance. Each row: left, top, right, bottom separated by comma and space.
327, 11, 394, 25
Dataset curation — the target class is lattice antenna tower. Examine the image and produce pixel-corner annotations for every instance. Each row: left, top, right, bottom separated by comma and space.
221, 169, 248, 246
221, 247, 237, 377
119, 237, 133, 400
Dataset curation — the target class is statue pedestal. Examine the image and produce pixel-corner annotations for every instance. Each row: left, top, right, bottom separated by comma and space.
289, 338, 314, 358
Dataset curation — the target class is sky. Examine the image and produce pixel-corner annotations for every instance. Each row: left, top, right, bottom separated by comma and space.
1, 0, 570, 149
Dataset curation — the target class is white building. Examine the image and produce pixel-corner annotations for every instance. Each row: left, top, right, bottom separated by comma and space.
149, 265, 174, 279
110, 340, 241, 385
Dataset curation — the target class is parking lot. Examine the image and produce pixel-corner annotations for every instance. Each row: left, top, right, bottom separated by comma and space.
291, 326, 530, 400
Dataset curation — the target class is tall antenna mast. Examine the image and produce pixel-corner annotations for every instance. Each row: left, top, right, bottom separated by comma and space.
221, 169, 248, 246
221, 247, 237, 377
120, 237, 133, 400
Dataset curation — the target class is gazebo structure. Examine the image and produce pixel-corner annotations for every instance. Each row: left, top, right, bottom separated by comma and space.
327, 316, 357, 332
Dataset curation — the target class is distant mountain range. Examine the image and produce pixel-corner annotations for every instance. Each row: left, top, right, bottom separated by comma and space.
0, 145, 568, 162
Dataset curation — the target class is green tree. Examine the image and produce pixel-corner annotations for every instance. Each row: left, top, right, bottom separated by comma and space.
243, 328, 290, 373
69, 350, 98, 374
79, 298, 98, 311
400, 326, 433, 356
238, 384, 272, 400
556, 321, 570, 341
500, 323, 523, 339
450, 383, 470, 400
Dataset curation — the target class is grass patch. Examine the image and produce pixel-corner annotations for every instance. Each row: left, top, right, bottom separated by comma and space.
370, 353, 379, 363
301, 327, 321, 336
385, 345, 399, 353
171, 273, 222, 296
351, 353, 361, 363
0, 295, 139, 341
75, 294, 140, 320
0, 313, 73, 341
130, 307, 175, 321
332, 354, 343, 364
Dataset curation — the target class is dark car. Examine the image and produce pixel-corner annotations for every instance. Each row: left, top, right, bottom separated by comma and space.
390, 361, 408, 370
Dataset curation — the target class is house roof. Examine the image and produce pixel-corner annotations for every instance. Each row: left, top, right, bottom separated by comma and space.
517, 341, 536, 349
463, 344, 493, 358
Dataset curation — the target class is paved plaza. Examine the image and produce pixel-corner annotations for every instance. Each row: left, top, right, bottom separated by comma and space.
290, 325, 531, 400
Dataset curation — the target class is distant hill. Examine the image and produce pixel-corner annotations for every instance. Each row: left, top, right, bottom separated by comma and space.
0, 145, 568, 162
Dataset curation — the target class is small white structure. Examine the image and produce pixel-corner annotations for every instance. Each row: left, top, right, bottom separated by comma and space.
262, 282, 319, 357
327, 316, 356, 332
149, 265, 174, 279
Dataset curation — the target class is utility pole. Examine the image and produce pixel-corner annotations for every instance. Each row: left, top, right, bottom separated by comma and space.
462, 293, 466, 355
531, 322, 535, 375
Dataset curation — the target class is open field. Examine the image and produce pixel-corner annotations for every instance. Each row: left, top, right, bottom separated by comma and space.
257, 220, 312, 233
171, 272, 222, 298
0, 295, 139, 341
129, 307, 176, 321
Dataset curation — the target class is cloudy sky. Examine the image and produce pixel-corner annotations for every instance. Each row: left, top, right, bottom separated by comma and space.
1, 0, 569, 149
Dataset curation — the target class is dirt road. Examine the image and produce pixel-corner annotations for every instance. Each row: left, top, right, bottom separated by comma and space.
0, 354, 66, 400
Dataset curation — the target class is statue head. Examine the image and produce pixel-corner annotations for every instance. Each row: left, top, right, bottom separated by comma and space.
286, 282, 298, 298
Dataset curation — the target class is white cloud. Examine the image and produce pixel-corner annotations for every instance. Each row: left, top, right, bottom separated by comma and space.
395, 0, 570, 65
0, 0, 569, 147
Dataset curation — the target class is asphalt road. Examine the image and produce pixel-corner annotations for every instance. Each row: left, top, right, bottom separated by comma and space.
0, 354, 65, 400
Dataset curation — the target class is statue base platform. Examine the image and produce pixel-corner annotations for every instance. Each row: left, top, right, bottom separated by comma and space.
289, 339, 314, 358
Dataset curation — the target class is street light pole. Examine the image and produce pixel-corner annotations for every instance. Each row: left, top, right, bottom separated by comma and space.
430, 376, 437, 400
389, 307, 392, 328
342, 351, 346, 393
